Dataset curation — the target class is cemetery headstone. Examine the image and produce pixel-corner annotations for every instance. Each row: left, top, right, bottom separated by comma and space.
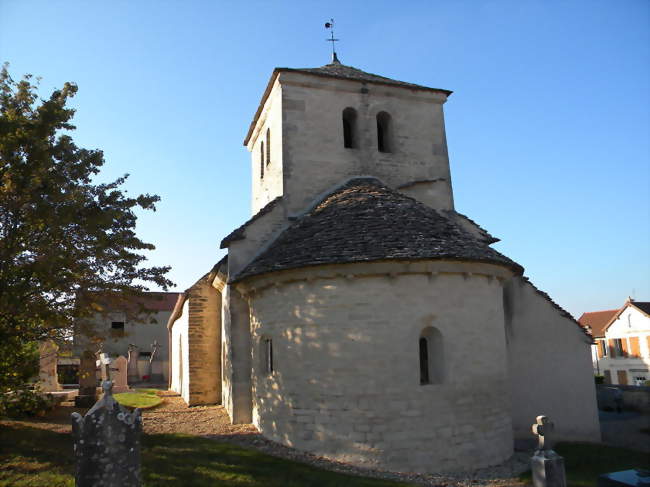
110, 356, 129, 393
531, 415, 567, 487
75, 350, 98, 408
98, 352, 111, 383
127, 344, 140, 383
149, 340, 163, 383
38, 340, 61, 392
71, 381, 142, 487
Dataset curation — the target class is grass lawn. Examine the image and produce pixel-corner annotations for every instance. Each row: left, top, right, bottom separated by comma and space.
114, 389, 163, 409
0, 423, 410, 487
519, 442, 650, 487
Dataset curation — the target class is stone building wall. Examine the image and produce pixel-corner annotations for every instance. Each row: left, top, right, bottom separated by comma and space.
504, 277, 601, 442
169, 277, 222, 406
186, 278, 222, 406
243, 70, 454, 219
277, 72, 454, 215
242, 260, 514, 473
248, 79, 284, 214
221, 284, 253, 423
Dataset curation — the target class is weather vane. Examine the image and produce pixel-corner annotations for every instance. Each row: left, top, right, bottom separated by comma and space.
325, 18, 340, 63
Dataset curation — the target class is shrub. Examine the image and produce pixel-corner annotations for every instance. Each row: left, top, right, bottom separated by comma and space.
0, 388, 53, 418
594, 375, 605, 384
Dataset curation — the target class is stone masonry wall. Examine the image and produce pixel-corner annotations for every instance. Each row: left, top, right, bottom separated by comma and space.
244, 262, 513, 473
504, 277, 601, 442
279, 72, 454, 215
222, 284, 253, 423
185, 277, 222, 406
249, 80, 284, 215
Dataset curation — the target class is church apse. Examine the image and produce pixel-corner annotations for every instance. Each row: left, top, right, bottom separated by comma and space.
241, 262, 515, 473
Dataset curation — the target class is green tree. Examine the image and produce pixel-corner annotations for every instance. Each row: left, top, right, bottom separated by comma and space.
0, 65, 173, 394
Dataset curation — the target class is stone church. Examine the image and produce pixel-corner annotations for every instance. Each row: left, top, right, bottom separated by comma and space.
168, 56, 600, 473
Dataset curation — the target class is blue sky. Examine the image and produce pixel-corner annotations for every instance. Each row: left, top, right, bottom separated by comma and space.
1, 0, 648, 318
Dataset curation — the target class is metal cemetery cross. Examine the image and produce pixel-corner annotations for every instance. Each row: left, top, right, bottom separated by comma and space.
532, 415, 555, 452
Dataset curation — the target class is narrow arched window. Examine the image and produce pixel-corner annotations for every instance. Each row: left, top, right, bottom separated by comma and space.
260, 141, 265, 179
419, 327, 444, 385
419, 337, 429, 384
263, 338, 273, 374
342, 107, 357, 148
266, 128, 271, 166
376, 111, 392, 153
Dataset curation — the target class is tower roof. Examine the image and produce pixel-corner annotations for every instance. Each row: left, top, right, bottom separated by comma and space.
232, 178, 523, 281
287, 61, 453, 94
243, 61, 452, 146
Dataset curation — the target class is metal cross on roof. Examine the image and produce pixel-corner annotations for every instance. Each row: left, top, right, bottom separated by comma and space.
325, 18, 340, 64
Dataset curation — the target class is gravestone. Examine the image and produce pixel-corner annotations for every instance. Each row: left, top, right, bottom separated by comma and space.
38, 340, 61, 392
531, 415, 567, 487
75, 350, 98, 408
110, 356, 129, 393
127, 344, 140, 383
97, 352, 111, 383
72, 381, 142, 487
149, 340, 164, 383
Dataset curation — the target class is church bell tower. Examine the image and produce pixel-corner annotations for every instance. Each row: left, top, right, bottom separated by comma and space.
244, 58, 455, 216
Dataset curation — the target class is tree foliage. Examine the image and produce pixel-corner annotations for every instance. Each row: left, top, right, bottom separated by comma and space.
0, 65, 173, 390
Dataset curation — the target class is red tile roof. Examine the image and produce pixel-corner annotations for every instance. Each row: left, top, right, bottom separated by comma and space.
135, 292, 181, 312
578, 309, 619, 337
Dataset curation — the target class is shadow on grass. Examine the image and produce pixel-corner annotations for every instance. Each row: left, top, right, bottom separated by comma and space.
520, 442, 650, 487
0, 424, 73, 487
0, 424, 408, 487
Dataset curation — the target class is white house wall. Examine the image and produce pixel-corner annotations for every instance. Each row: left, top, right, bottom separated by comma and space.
597, 305, 650, 384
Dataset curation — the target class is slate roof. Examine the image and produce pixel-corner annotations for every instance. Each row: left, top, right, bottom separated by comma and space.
632, 301, 650, 316
233, 178, 523, 281
221, 197, 282, 248
578, 309, 619, 337
287, 61, 453, 95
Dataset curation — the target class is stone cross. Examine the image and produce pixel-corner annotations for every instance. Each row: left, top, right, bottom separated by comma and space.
530, 415, 566, 487
127, 344, 140, 383
71, 381, 142, 487
532, 415, 555, 452
150, 340, 160, 363
149, 340, 163, 382
110, 356, 129, 393
98, 352, 111, 383
38, 340, 61, 392
75, 350, 98, 408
